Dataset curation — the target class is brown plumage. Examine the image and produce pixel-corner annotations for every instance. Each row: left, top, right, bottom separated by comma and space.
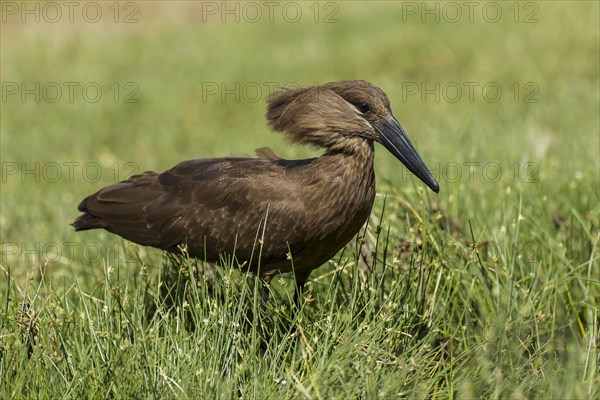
73, 80, 438, 294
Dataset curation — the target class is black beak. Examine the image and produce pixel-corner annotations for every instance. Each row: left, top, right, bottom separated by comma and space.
375, 116, 439, 193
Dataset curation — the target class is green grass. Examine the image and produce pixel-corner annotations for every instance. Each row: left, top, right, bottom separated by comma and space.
1, 2, 599, 398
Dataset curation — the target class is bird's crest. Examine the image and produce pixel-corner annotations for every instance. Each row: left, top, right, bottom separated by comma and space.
266, 84, 374, 153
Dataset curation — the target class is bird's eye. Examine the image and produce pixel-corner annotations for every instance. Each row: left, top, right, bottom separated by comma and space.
356, 101, 370, 113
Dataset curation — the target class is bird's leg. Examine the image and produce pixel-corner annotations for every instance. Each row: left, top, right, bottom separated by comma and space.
292, 269, 311, 309
293, 280, 306, 308
261, 280, 270, 304
255, 278, 273, 352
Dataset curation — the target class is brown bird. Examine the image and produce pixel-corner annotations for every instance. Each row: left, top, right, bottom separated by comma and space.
72, 80, 438, 298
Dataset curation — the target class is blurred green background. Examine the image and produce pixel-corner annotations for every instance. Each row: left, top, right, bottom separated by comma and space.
2, 1, 597, 277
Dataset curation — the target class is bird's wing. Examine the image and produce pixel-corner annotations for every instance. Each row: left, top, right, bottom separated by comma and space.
159, 157, 313, 261
75, 157, 313, 263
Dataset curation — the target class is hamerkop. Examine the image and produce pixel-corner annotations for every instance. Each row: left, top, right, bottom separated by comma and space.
73, 80, 439, 298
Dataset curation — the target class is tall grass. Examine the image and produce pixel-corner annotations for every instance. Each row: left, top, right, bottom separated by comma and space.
2, 192, 598, 398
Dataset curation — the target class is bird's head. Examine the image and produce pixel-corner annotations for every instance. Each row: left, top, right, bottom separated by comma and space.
266, 80, 439, 193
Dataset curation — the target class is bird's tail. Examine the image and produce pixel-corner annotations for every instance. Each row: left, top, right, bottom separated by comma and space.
71, 211, 106, 231
71, 172, 179, 248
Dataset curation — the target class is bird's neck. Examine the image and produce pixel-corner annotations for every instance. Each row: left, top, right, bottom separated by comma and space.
312, 140, 376, 213
321, 139, 375, 177
306, 139, 376, 248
